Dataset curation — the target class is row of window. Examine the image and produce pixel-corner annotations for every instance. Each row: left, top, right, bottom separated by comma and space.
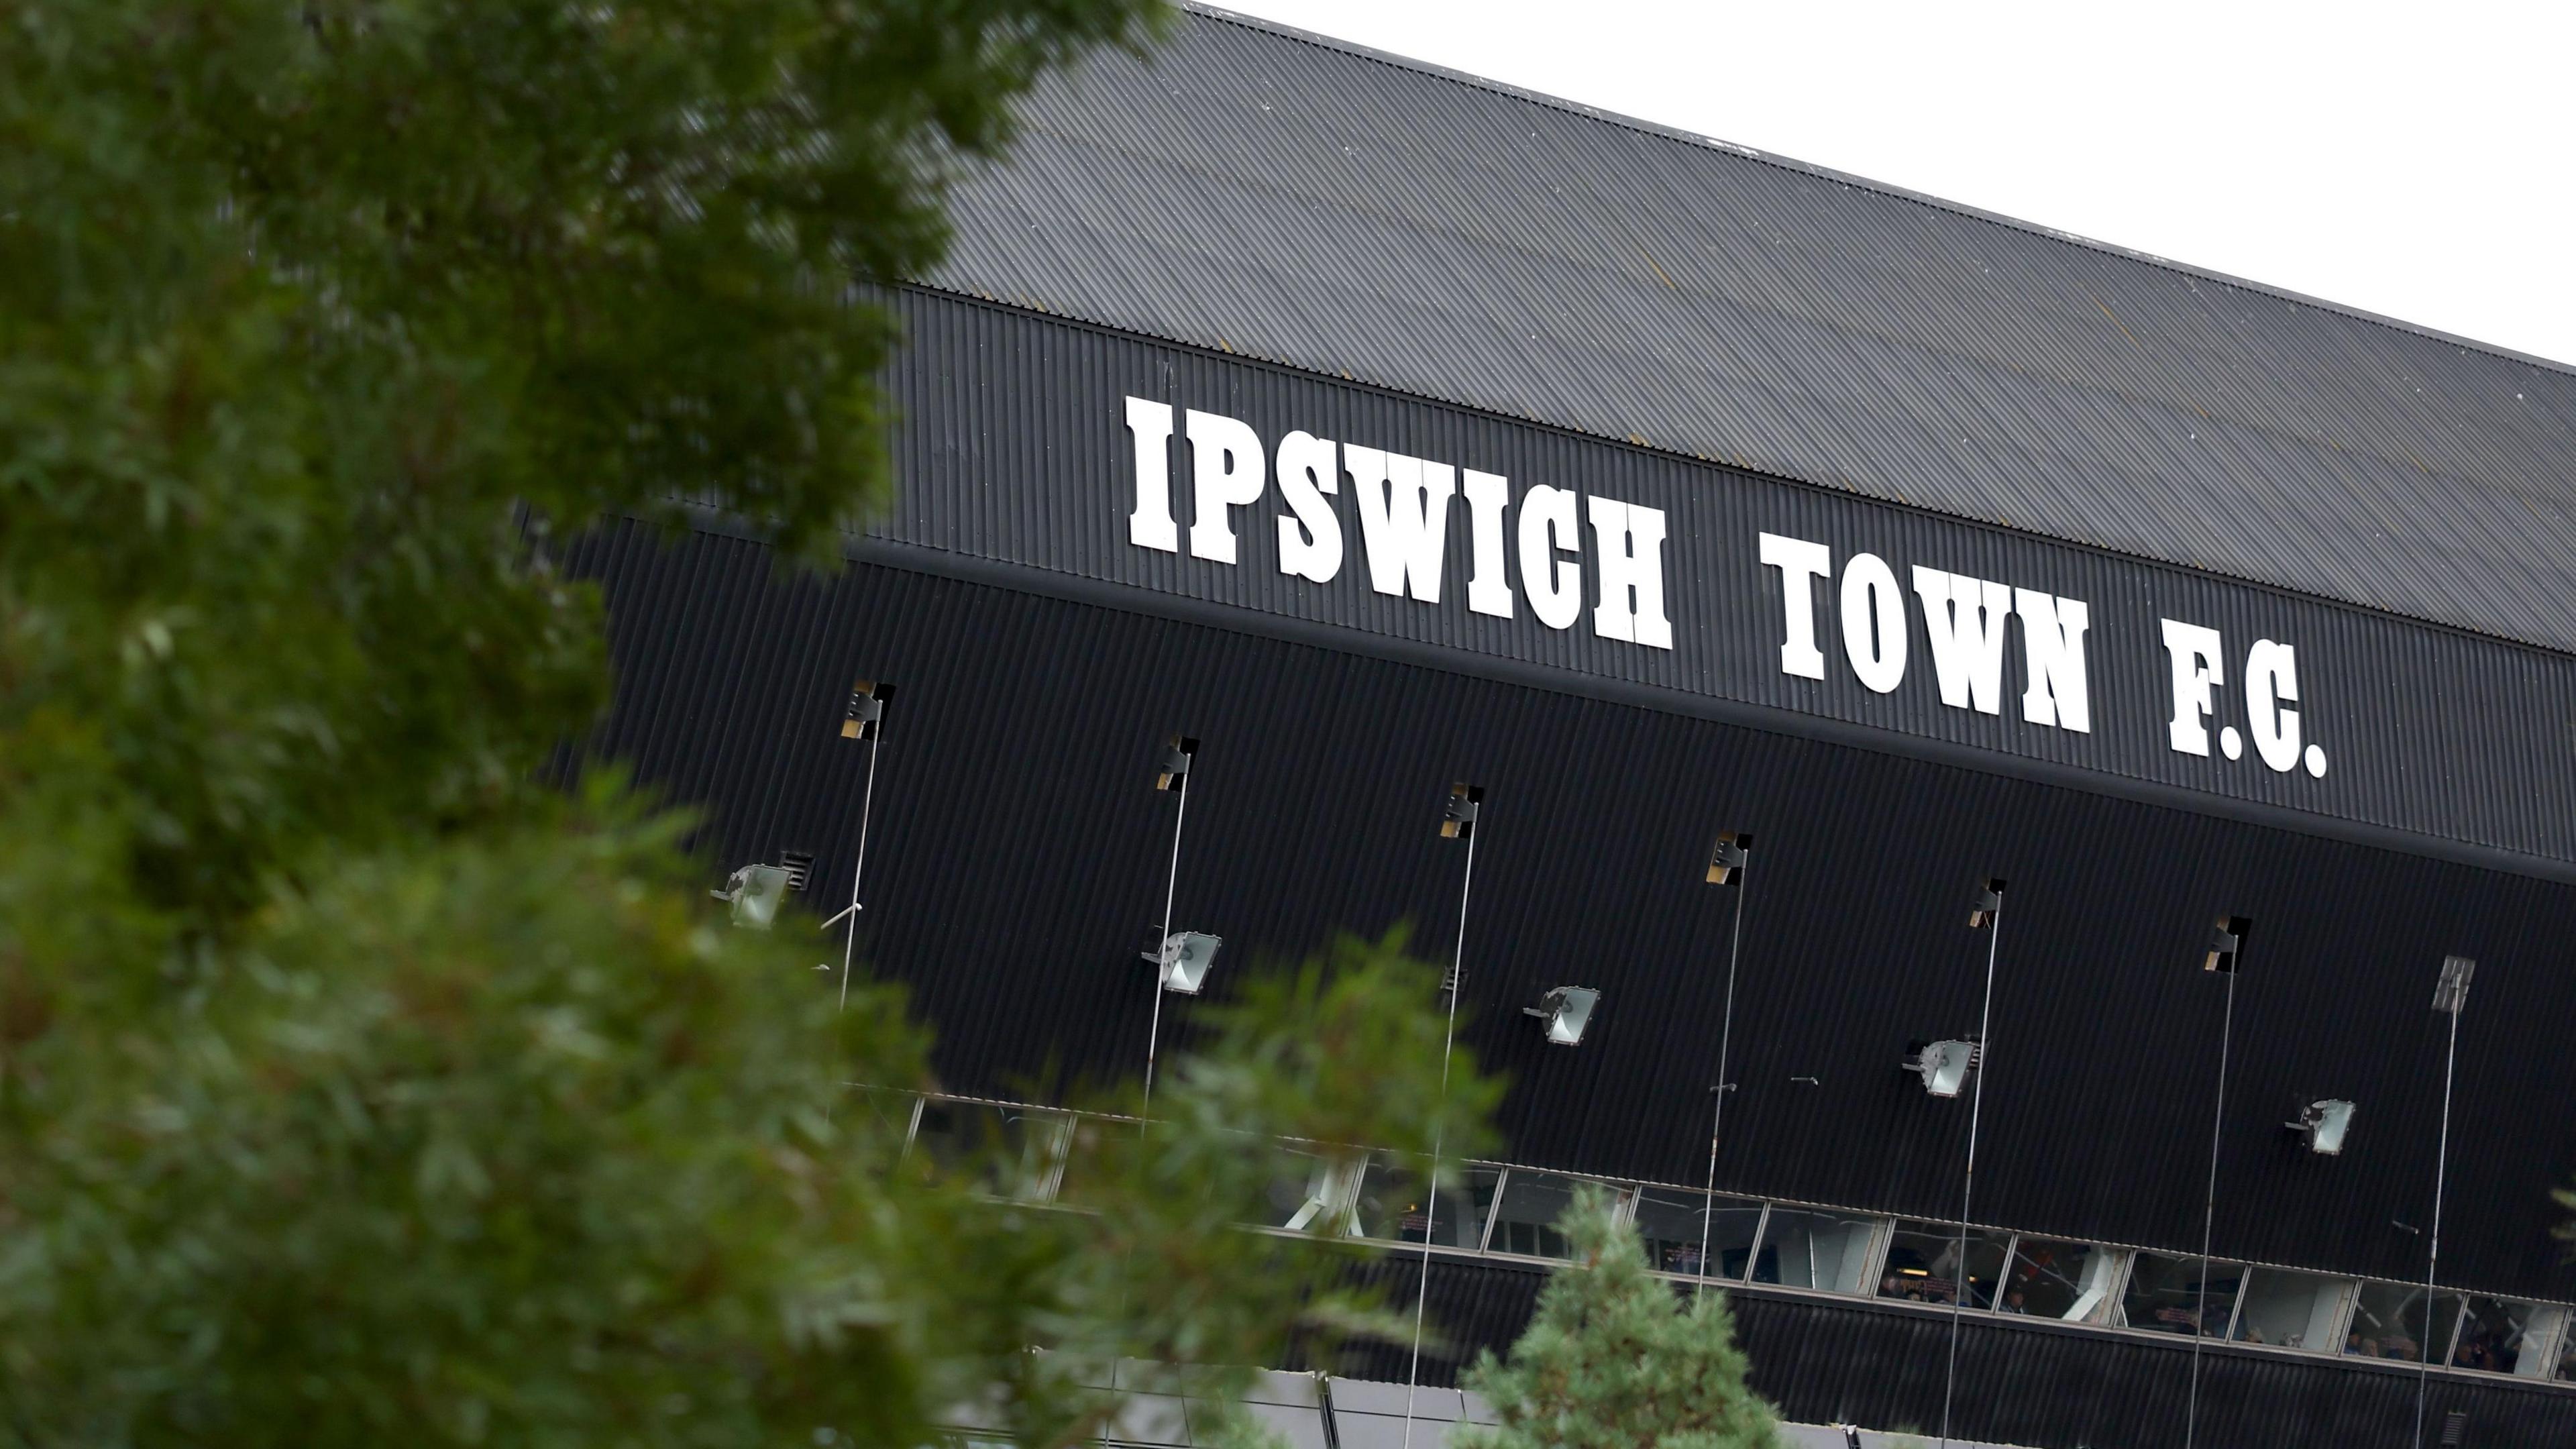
891, 1093, 2576, 1385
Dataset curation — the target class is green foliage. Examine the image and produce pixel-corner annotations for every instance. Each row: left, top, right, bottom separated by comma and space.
1457, 1185, 1781, 1449
0, 1, 1521, 1444
0, 0, 1165, 932
1, 788, 1496, 1443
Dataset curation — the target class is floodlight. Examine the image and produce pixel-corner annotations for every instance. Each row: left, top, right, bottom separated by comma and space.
1440, 782, 1484, 841
2288, 1098, 2356, 1155
712, 863, 793, 929
1154, 734, 1199, 792
2432, 955, 2476, 1015
1523, 985, 1600, 1045
1706, 830, 1753, 885
1968, 878, 2006, 930
840, 679, 894, 740
2202, 916, 2249, 973
1904, 1038, 1978, 1097
1142, 930, 1222, 994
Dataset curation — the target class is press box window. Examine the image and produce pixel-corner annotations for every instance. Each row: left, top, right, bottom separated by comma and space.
2453, 1296, 2559, 1377
1752, 1208, 1880, 1295
1356, 1155, 1499, 1248
2231, 1269, 2352, 1351
1627, 1187, 1765, 1280
1487, 1170, 1627, 1260
907, 1098, 1071, 1202
2120, 1252, 2243, 1338
2345, 1282, 2462, 1363
2001, 1237, 2121, 1322
1878, 1222, 2011, 1309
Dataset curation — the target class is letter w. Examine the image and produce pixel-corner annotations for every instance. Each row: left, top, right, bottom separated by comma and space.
1345, 444, 1454, 603
1911, 566, 2014, 714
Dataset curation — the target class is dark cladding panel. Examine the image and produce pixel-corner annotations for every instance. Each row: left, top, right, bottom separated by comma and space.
881, 292, 2576, 871
568, 521, 2576, 1302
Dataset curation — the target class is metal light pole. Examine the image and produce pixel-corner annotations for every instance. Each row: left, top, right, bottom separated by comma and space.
1403, 784, 1483, 1449
2417, 955, 2477, 1449
1698, 832, 1754, 1299
2185, 916, 2248, 1449
1941, 879, 2007, 1449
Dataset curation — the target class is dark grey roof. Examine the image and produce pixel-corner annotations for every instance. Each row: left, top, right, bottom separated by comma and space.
931, 5, 2576, 654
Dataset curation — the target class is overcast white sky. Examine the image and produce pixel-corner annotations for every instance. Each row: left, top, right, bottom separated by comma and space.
1221, 0, 2576, 366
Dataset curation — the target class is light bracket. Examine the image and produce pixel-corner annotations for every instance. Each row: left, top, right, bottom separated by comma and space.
1440, 782, 1485, 841
841, 679, 894, 740
1706, 830, 1753, 885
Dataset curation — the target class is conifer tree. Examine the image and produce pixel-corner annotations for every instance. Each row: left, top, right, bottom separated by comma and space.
1457, 1185, 1782, 1449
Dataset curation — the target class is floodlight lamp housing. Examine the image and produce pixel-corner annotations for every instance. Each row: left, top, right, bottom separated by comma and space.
2288, 1098, 2356, 1155
1706, 830, 1753, 885
2432, 955, 2476, 1015
712, 863, 794, 929
1142, 930, 1222, 994
1154, 734, 1199, 792
1522, 985, 1600, 1046
1968, 878, 2007, 930
1904, 1038, 1978, 1097
2204, 916, 2251, 973
1440, 783, 1485, 841
841, 679, 893, 740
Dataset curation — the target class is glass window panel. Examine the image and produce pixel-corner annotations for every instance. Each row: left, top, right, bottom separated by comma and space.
1877, 1222, 2012, 1308
1351, 1156, 1501, 1248
1486, 1171, 1612, 1260
2119, 1252, 2243, 1338
1268, 1143, 1371, 1237
2000, 1238, 2116, 1322
1754, 1208, 1879, 1295
1628, 1187, 1765, 1280
2343, 1282, 2461, 1362
2553, 1310, 2576, 1383
908, 1099, 1069, 1201
2454, 1297, 2545, 1376
2232, 1269, 2350, 1351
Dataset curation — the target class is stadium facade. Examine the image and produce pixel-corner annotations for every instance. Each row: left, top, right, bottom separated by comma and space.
570, 9, 2576, 1445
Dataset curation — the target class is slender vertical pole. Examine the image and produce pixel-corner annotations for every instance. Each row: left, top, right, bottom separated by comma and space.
1698, 873, 1752, 1299
837, 735, 883, 1012
1402, 820, 1479, 1449
2185, 965, 2239, 1449
1140, 769, 1191, 1122
1940, 906, 2004, 1449
2416, 1006, 2461, 1449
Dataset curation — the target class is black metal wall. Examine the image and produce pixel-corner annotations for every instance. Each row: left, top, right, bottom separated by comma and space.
1340, 1257, 2576, 1448
567, 518, 2576, 1305
874, 291, 2576, 871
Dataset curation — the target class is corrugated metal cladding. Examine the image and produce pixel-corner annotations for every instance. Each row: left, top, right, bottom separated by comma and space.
566, 519, 2576, 1301
881, 292, 2576, 870
930, 6, 2576, 658
1332, 1261, 2576, 1449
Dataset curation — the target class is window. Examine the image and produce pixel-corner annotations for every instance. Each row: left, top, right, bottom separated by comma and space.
1753, 1208, 1880, 1295
2232, 1269, 2351, 1351
1628, 1187, 1764, 1280
2344, 1282, 2461, 1363
2000, 1237, 2118, 1322
2120, 1252, 2243, 1338
2453, 1297, 2553, 1377
1487, 1171, 1622, 1260
909, 1098, 1070, 1201
1878, 1222, 2012, 1309
1269, 1144, 1370, 1236
1352, 1156, 1501, 1248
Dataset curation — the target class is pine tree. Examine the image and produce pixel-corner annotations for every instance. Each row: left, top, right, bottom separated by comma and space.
1457, 1185, 1782, 1449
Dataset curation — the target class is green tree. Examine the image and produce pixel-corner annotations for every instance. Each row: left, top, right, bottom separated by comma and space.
0, 2, 1509, 1444
1456, 1186, 1781, 1449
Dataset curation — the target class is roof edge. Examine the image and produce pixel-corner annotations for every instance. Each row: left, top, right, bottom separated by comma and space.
1183, 2, 2576, 378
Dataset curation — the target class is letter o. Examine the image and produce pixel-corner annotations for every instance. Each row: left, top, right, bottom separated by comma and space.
1840, 552, 1908, 694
